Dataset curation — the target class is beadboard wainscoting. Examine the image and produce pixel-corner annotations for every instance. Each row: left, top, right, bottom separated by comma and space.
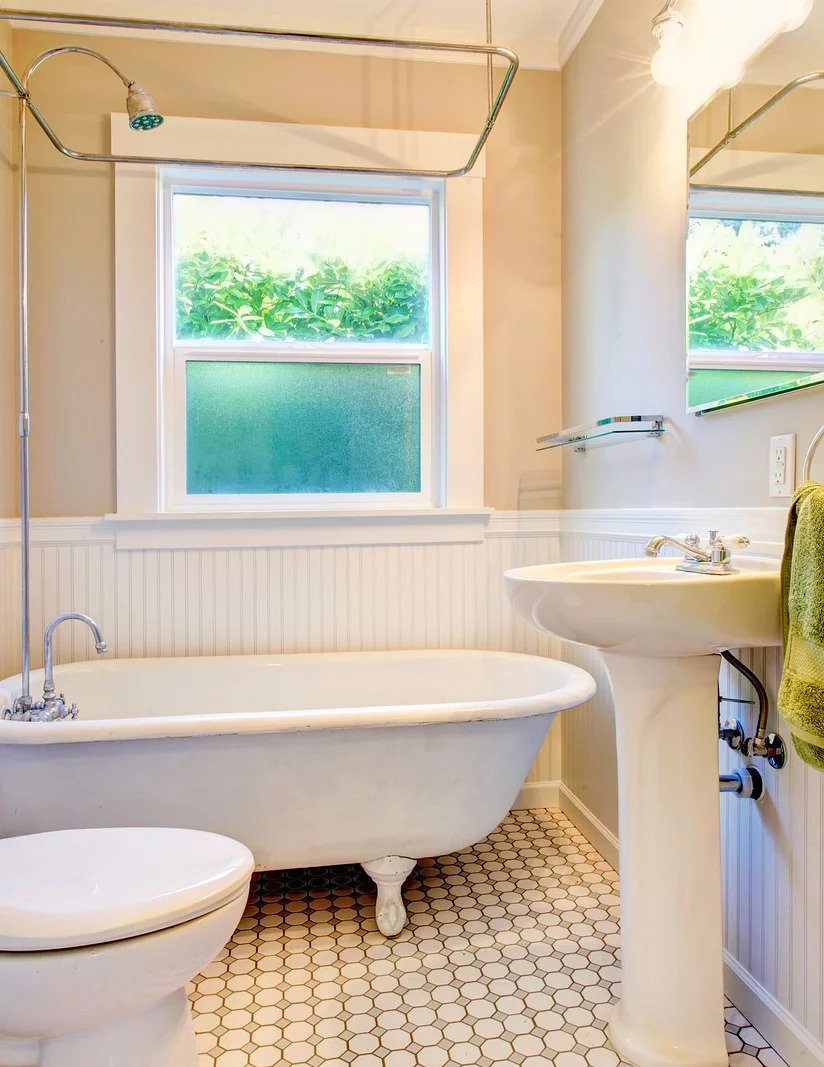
559, 510, 824, 1067
3, 507, 823, 1064
0, 512, 566, 788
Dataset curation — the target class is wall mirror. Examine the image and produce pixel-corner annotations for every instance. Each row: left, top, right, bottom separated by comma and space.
687, 4, 824, 414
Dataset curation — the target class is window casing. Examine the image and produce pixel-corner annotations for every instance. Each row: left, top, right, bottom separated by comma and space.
160, 173, 444, 512
112, 115, 485, 534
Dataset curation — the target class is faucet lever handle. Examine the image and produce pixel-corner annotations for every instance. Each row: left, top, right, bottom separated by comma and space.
719, 533, 751, 550
683, 533, 702, 550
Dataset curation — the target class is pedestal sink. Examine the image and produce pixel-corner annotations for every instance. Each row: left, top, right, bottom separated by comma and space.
505, 555, 781, 1067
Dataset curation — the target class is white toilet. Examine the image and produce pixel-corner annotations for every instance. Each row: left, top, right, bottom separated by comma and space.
0, 827, 254, 1067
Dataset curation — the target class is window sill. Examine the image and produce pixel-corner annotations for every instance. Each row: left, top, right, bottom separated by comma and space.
104, 509, 493, 550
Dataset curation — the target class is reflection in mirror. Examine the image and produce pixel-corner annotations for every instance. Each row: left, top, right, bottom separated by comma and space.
687, 3, 824, 414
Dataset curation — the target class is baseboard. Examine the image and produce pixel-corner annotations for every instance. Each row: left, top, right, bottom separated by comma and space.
724, 953, 824, 1067
514, 780, 619, 869
556, 782, 619, 869
512, 780, 561, 811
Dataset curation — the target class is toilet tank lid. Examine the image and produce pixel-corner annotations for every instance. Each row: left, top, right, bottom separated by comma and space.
0, 827, 254, 951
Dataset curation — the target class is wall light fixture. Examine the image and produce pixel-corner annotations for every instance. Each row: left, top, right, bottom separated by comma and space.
650, 0, 815, 98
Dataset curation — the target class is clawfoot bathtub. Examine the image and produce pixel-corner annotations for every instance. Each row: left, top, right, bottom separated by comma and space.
0, 649, 594, 935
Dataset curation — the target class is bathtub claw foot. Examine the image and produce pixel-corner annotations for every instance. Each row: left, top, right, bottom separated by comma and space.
362, 856, 416, 937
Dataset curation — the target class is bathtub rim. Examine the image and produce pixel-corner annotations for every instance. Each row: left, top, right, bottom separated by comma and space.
0, 649, 596, 746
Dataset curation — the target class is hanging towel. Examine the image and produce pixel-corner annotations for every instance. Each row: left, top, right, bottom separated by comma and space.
779, 482, 824, 770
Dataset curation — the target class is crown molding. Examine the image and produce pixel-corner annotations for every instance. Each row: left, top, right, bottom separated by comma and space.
558, 0, 607, 67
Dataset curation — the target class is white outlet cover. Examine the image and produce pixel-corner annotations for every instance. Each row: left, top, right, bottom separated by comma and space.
769, 433, 796, 498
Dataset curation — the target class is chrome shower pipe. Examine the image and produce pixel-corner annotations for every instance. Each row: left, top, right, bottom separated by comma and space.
0, 15, 519, 712
0, 10, 519, 179
485, 0, 494, 113
16, 90, 29, 710
24, 45, 133, 88
9, 46, 139, 713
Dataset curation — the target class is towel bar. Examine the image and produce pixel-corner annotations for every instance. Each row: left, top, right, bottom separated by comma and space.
803, 424, 824, 481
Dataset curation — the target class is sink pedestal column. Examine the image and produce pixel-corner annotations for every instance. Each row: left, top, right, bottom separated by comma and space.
602, 652, 727, 1067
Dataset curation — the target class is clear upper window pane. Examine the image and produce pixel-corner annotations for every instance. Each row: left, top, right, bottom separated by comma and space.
688, 215, 824, 353
186, 361, 421, 495
174, 192, 431, 344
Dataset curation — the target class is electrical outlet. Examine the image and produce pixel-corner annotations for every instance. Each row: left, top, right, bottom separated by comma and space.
769, 433, 796, 498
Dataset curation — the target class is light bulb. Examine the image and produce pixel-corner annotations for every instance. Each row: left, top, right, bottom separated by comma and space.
650, 14, 685, 87
651, 44, 680, 87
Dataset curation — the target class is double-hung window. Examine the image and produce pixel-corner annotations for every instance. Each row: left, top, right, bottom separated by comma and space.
162, 173, 442, 511
113, 116, 484, 533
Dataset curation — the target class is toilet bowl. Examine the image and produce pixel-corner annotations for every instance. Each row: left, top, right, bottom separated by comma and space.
0, 827, 254, 1067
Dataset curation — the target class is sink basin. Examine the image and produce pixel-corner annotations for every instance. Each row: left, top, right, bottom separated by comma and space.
505, 555, 781, 657
505, 552, 783, 1067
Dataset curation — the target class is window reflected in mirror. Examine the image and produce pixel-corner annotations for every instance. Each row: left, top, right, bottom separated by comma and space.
687, 190, 824, 412
687, 6, 824, 414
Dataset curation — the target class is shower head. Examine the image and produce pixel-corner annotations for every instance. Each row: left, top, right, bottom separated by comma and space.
126, 82, 163, 131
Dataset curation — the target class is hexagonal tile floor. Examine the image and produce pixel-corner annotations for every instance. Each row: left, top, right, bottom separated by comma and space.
190, 808, 786, 1067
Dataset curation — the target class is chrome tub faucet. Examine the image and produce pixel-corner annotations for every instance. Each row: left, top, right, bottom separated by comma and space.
6, 612, 108, 722
645, 530, 751, 576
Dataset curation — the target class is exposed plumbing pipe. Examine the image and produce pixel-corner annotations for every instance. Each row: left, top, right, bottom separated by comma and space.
719, 767, 763, 800
8, 46, 163, 718
721, 650, 786, 769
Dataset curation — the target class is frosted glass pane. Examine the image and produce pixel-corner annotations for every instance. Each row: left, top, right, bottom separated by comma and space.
174, 193, 430, 343
186, 362, 421, 495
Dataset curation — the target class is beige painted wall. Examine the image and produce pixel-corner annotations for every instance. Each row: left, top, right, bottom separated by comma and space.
560, 0, 824, 829
691, 83, 824, 157
0, 24, 15, 517
7, 28, 562, 517
563, 12, 824, 1048
561, 0, 824, 516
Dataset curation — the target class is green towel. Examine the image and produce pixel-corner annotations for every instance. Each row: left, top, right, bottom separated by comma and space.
779, 481, 824, 769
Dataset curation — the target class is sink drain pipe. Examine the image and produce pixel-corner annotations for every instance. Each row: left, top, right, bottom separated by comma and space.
719, 766, 763, 800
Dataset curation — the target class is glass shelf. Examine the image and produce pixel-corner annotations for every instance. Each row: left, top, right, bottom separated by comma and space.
536, 416, 665, 453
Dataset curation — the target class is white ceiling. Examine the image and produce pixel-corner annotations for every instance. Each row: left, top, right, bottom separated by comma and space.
0, 0, 606, 69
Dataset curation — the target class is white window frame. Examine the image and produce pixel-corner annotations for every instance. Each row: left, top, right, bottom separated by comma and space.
688, 187, 824, 372
162, 172, 441, 512
112, 115, 486, 535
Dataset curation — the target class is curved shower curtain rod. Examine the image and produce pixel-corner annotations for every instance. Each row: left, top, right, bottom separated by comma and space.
0, 5, 518, 717
0, 7, 519, 180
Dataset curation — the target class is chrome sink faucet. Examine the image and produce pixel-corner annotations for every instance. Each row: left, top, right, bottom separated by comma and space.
645, 530, 751, 575
6, 613, 108, 722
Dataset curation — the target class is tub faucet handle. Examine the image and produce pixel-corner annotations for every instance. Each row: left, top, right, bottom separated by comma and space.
26, 612, 108, 724
39, 694, 78, 722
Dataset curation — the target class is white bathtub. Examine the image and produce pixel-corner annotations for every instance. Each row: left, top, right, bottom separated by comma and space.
0, 650, 594, 934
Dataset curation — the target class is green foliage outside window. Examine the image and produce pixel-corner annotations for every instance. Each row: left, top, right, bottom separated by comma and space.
688, 217, 824, 352
689, 267, 812, 350
176, 251, 429, 343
